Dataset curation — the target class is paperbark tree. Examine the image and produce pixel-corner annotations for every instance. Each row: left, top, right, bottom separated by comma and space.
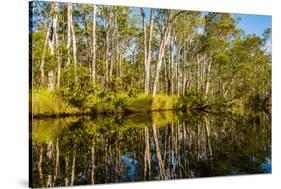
67, 3, 77, 83
104, 7, 112, 87
141, 8, 156, 93
152, 11, 173, 96
39, 6, 53, 88
91, 5, 97, 83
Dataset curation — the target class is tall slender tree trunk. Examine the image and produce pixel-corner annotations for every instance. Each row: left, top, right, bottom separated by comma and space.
141, 8, 148, 93
109, 10, 117, 79
69, 4, 77, 83
152, 16, 172, 96
105, 7, 112, 87
204, 58, 212, 97
176, 50, 180, 97
66, 3, 71, 67
40, 13, 52, 88
142, 9, 156, 93
51, 2, 61, 89
167, 41, 172, 95
91, 5, 97, 83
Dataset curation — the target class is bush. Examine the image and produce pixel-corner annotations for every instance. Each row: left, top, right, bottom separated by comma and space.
152, 94, 179, 110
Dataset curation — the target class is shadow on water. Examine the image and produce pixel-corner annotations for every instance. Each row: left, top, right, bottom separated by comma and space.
30, 111, 271, 187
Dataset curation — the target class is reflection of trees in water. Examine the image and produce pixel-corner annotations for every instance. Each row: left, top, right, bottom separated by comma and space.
31, 112, 271, 187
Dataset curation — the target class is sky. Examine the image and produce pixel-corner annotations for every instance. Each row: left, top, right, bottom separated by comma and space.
133, 7, 272, 37
233, 13, 272, 37
233, 13, 272, 52
132, 8, 272, 51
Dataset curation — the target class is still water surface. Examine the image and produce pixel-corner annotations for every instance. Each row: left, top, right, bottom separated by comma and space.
31, 111, 271, 187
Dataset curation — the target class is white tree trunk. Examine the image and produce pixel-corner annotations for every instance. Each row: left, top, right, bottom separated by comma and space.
52, 2, 61, 89
142, 8, 156, 93
91, 5, 96, 83
39, 12, 52, 88
66, 3, 71, 67
70, 6, 77, 83
152, 18, 172, 96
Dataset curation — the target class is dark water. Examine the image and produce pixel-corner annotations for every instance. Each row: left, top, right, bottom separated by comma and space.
30, 111, 271, 187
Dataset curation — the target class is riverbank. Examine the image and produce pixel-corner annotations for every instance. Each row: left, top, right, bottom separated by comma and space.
31, 89, 268, 119
31, 90, 181, 118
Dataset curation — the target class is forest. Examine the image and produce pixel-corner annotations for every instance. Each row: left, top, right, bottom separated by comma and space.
29, 1, 272, 117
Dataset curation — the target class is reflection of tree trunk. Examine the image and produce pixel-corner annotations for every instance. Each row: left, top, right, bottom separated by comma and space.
171, 123, 176, 179
55, 139, 60, 182
197, 121, 200, 162
143, 127, 151, 180
64, 156, 69, 186
163, 126, 169, 163
46, 141, 54, 187
152, 123, 165, 180
204, 117, 213, 158
182, 121, 188, 177
70, 155, 76, 186
46, 175, 53, 187
115, 141, 118, 182
47, 141, 53, 160
38, 144, 43, 186
105, 137, 108, 183
177, 121, 182, 177
91, 146, 95, 184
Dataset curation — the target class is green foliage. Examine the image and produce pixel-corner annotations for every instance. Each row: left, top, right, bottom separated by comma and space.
32, 118, 78, 143
60, 66, 96, 109
152, 94, 179, 110
32, 89, 79, 115
125, 93, 152, 112
30, 2, 271, 115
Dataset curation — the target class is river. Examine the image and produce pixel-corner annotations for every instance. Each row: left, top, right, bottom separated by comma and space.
30, 111, 271, 187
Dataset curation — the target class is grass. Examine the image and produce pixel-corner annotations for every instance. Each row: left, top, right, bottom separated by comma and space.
124, 93, 152, 112
32, 90, 180, 117
32, 89, 79, 116
152, 94, 179, 110
124, 93, 179, 112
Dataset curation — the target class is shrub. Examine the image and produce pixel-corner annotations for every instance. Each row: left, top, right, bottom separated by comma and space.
152, 94, 179, 110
